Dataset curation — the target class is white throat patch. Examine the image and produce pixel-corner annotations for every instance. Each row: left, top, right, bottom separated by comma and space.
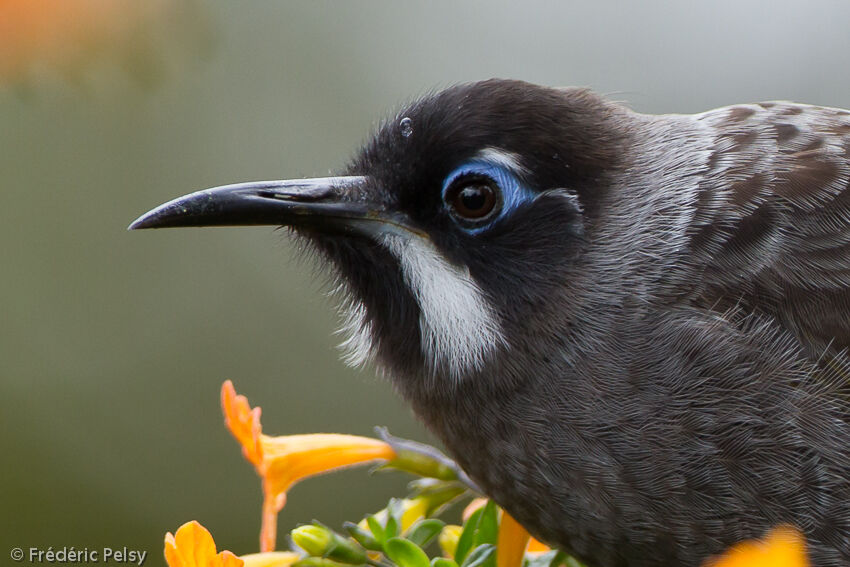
381, 233, 505, 379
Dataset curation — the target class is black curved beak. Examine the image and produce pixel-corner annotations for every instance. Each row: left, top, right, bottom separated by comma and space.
128, 176, 374, 231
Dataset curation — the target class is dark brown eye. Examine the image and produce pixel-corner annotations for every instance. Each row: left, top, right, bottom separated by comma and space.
446, 181, 500, 221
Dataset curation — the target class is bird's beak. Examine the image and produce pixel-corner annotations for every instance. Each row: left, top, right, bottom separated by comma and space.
128, 176, 397, 235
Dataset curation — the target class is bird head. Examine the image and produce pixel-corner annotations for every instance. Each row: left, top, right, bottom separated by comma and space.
130, 79, 630, 400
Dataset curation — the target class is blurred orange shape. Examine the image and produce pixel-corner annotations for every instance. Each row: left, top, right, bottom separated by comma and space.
0, 0, 158, 79
462, 497, 488, 521
0, 0, 209, 85
221, 381, 396, 552
526, 537, 550, 554
703, 525, 809, 567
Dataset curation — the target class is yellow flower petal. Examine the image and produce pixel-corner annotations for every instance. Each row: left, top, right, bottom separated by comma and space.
164, 521, 245, 567
222, 382, 396, 552
222, 381, 264, 467
261, 433, 396, 498
240, 552, 300, 567
220, 553, 245, 567
438, 525, 463, 559
400, 497, 429, 533
703, 526, 809, 567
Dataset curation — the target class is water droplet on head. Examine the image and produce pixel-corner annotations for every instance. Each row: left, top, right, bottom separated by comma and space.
399, 117, 413, 138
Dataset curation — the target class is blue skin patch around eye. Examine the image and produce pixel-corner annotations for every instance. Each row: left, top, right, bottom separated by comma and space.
441, 159, 537, 233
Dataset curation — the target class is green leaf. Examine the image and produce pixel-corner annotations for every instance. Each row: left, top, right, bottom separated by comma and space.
408, 480, 469, 516
453, 507, 483, 564
384, 537, 431, 567
407, 519, 446, 547
293, 558, 352, 567
385, 513, 400, 540
385, 499, 402, 539
475, 501, 499, 546
366, 515, 386, 545
431, 559, 459, 567
548, 551, 570, 567
328, 537, 368, 565
460, 544, 495, 567
344, 522, 382, 551
524, 550, 562, 567
453, 500, 499, 566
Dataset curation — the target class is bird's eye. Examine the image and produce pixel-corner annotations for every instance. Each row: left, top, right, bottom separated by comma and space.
445, 178, 501, 223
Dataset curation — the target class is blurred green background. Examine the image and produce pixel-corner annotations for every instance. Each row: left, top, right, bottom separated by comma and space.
3, 0, 850, 562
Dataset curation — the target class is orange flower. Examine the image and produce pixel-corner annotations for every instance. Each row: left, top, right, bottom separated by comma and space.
221, 381, 397, 552
165, 521, 298, 567
496, 511, 549, 567
496, 512, 530, 567
704, 525, 809, 567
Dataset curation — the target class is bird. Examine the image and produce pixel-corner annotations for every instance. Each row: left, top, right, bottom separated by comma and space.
130, 79, 850, 567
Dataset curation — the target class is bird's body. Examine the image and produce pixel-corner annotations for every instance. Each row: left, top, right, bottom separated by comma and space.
132, 80, 850, 566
